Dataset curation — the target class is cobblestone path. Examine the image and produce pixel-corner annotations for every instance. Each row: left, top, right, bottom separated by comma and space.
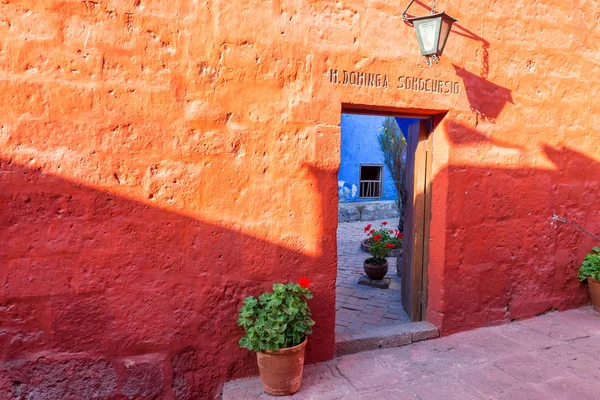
336, 218, 411, 334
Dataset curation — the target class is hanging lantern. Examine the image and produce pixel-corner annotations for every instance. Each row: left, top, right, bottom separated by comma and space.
402, 0, 457, 66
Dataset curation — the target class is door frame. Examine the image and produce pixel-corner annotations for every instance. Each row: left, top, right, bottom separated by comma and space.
340, 105, 437, 322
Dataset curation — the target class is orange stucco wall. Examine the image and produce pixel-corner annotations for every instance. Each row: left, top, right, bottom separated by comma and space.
1, 1, 599, 398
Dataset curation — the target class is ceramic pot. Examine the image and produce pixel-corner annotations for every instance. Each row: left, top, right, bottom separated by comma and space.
363, 259, 388, 280
256, 338, 307, 396
589, 278, 600, 312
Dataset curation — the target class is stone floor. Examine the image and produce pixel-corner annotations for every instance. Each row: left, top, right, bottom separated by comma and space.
336, 218, 410, 334
222, 306, 600, 400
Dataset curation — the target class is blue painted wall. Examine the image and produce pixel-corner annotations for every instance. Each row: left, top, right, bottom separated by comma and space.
338, 114, 418, 203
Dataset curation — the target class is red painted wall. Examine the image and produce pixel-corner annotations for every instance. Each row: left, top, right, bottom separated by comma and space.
0, 1, 599, 398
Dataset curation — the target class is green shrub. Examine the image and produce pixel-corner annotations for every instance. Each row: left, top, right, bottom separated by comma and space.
578, 247, 600, 281
377, 117, 408, 231
237, 280, 314, 352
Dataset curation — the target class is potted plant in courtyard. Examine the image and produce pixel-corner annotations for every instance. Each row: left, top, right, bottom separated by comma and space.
237, 278, 315, 396
363, 233, 395, 280
361, 222, 403, 257
578, 247, 600, 312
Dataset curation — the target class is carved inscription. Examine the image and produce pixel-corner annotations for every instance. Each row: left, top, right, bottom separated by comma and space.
397, 76, 460, 94
329, 69, 388, 88
328, 69, 460, 95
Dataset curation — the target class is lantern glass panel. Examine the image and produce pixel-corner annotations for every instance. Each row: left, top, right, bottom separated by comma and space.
416, 17, 440, 54
438, 18, 452, 53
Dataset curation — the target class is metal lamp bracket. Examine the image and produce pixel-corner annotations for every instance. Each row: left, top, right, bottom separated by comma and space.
402, 0, 438, 23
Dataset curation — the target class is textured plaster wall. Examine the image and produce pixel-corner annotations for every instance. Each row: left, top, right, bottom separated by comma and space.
1, 0, 600, 398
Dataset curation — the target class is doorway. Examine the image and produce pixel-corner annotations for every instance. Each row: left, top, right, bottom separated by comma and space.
335, 108, 434, 337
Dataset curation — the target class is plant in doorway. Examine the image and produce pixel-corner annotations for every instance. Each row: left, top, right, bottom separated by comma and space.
237, 278, 315, 396
361, 222, 404, 257
363, 232, 395, 280
578, 247, 600, 312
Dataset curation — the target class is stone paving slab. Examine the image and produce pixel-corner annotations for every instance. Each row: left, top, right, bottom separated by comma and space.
357, 275, 390, 288
222, 307, 600, 400
336, 218, 410, 334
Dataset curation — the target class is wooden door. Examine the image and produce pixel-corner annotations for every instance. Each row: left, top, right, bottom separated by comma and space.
402, 119, 433, 321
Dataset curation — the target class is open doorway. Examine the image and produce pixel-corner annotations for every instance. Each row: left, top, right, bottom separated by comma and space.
335, 109, 434, 339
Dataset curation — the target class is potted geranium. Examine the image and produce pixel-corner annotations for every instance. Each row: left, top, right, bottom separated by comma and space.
578, 247, 600, 312
363, 234, 395, 280
237, 278, 315, 396
361, 222, 403, 257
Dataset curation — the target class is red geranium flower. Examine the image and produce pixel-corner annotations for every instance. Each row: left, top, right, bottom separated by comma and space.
370, 229, 375, 235
398, 233, 404, 239
364, 224, 372, 232
382, 221, 388, 225
373, 234, 383, 242
385, 243, 394, 248
298, 277, 310, 288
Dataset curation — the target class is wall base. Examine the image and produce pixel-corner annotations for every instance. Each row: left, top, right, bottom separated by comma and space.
338, 201, 399, 222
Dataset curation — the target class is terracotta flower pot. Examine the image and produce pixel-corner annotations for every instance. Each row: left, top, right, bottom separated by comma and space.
256, 338, 307, 396
363, 259, 388, 280
588, 278, 600, 312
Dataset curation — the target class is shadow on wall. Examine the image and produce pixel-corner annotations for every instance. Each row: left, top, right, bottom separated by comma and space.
453, 66, 514, 124
426, 121, 599, 334
450, 15, 513, 124
0, 160, 336, 399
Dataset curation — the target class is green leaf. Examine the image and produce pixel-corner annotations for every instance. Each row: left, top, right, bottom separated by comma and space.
243, 296, 258, 307
273, 283, 286, 293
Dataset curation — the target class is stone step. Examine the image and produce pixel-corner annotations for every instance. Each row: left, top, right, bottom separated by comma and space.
334, 321, 439, 356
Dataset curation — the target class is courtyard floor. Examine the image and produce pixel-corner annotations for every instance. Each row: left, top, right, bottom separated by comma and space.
335, 218, 410, 334
222, 306, 600, 399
